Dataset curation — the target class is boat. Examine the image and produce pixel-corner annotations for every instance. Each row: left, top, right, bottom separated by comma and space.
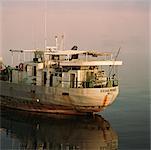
0, 35, 122, 115
1, 108, 118, 150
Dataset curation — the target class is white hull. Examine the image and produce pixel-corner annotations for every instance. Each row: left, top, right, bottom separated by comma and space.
0, 81, 119, 114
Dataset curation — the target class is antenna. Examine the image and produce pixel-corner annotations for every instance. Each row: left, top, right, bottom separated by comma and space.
108, 47, 121, 77
60, 34, 65, 50
114, 47, 121, 61
55, 35, 58, 50
44, 0, 47, 51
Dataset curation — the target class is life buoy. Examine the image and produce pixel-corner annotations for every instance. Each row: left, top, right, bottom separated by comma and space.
19, 63, 24, 71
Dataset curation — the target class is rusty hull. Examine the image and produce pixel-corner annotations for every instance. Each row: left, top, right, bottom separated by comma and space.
0, 95, 104, 115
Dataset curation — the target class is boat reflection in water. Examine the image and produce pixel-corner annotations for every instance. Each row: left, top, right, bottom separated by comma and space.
0, 109, 118, 150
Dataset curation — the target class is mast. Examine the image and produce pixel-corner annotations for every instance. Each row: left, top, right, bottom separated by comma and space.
55, 35, 58, 50
60, 34, 65, 50
44, 0, 47, 51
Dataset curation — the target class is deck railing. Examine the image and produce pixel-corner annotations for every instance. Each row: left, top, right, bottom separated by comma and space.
61, 79, 118, 88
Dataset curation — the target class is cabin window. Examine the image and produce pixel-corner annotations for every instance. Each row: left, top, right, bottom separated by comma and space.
71, 54, 78, 59
59, 73, 62, 77
52, 55, 59, 60
25, 65, 28, 72
10, 70, 12, 82
70, 74, 75, 88
43, 72, 47, 85
72, 66, 80, 70
49, 74, 53, 87
76, 77, 78, 88
33, 66, 36, 76
63, 67, 71, 72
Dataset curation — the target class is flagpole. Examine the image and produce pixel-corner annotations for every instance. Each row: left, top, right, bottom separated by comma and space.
44, 0, 47, 51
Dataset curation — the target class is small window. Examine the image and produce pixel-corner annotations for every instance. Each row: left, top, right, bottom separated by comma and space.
33, 66, 36, 76
43, 72, 47, 85
10, 70, 12, 82
59, 73, 62, 77
49, 74, 53, 87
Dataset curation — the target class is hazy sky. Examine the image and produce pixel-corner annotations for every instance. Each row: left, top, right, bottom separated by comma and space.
0, 0, 149, 66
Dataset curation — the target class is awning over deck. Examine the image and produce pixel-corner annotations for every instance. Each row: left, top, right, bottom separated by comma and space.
60, 60, 122, 66
45, 50, 113, 56
9, 49, 113, 57
45, 50, 87, 55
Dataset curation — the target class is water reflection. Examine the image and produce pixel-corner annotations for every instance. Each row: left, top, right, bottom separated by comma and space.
0, 109, 118, 150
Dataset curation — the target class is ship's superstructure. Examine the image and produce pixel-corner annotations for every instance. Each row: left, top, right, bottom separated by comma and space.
0, 36, 122, 114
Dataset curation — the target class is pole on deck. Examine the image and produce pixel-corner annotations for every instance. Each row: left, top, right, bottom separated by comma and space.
11, 52, 13, 67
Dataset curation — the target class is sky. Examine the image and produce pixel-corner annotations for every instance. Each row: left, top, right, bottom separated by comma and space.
0, 0, 150, 68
